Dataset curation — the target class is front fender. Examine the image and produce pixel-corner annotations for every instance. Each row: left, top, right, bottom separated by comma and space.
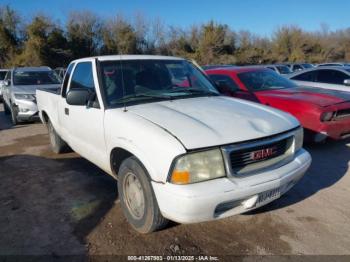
104, 109, 186, 183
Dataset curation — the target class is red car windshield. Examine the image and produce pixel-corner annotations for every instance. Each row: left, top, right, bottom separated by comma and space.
238, 70, 297, 91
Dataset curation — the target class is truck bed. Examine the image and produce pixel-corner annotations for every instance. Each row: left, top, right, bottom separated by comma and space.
36, 88, 61, 129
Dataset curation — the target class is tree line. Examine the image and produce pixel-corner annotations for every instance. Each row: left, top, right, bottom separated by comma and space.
1, 5, 350, 69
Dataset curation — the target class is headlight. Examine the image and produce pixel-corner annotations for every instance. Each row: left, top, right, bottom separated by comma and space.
320, 111, 334, 122
14, 94, 36, 101
170, 149, 226, 185
294, 127, 304, 152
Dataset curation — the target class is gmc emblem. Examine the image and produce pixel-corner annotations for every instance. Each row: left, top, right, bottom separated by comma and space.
250, 147, 276, 160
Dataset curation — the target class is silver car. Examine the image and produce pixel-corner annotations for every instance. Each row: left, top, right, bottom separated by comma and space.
0, 69, 9, 101
1, 67, 62, 125
288, 66, 350, 93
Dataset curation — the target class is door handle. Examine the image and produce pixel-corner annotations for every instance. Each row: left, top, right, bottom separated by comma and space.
64, 108, 69, 115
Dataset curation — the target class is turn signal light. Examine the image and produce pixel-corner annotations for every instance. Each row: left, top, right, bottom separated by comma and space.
171, 170, 190, 184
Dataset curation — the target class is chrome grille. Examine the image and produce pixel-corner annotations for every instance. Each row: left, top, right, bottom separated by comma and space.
222, 131, 295, 176
229, 138, 289, 169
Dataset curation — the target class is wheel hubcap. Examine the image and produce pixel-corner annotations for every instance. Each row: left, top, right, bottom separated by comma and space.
123, 172, 145, 219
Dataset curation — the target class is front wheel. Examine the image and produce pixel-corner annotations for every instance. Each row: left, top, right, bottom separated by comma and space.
118, 157, 168, 233
3, 102, 10, 115
10, 104, 18, 125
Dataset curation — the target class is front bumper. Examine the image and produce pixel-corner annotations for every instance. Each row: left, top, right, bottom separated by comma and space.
14, 98, 40, 122
152, 149, 311, 224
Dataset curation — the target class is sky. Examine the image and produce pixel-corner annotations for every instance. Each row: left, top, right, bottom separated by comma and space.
1, 0, 349, 36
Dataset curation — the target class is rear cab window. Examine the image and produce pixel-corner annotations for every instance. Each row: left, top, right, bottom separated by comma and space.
61, 63, 75, 97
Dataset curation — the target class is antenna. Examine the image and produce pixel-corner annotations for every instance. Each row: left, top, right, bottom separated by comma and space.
118, 53, 127, 112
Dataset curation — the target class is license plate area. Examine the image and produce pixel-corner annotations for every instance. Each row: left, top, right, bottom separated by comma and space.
256, 187, 281, 207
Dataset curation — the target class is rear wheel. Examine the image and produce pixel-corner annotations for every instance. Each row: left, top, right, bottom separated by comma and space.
48, 119, 70, 153
118, 156, 168, 233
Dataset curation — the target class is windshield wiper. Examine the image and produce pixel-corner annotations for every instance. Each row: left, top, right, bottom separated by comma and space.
166, 87, 219, 96
117, 93, 172, 102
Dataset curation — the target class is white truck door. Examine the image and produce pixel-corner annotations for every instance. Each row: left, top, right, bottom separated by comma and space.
60, 61, 109, 171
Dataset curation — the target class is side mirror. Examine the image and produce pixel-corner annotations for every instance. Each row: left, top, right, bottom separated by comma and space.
344, 79, 350, 86
215, 80, 234, 94
66, 88, 93, 106
4, 80, 10, 86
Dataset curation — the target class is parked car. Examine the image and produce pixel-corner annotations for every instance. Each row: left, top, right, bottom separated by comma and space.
288, 66, 350, 93
261, 64, 292, 75
0, 69, 9, 101
36, 55, 311, 233
205, 66, 350, 142
54, 67, 66, 80
1, 67, 62, 125
317, 62, 350, 67
286, 63, 314, 72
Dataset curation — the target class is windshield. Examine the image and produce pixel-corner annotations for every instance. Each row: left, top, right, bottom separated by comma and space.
238, 70, 297, 91
0, 71, 7, 80
276, 66, 292, 74
100, 59, 219, 106
302, 63, 313, 69
13, 71, 61, 85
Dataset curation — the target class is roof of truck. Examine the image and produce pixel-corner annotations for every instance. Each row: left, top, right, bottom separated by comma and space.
72, 55, 185, 63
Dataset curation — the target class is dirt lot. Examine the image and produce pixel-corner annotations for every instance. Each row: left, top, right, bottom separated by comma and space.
0, 103, 350, 258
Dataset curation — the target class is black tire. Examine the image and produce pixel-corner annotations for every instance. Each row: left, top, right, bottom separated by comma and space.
118, 156, 168, 233
47, 119, 70, 154
10, 104, 18, 125
4, 102, 10, 115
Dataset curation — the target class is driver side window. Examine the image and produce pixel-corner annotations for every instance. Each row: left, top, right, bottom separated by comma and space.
68, 62, 99, 108
70, 62, 95, 90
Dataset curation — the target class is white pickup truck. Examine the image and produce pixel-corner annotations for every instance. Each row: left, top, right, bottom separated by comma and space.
37, 55, 311, 233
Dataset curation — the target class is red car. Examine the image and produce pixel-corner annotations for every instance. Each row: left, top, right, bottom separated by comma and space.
205, 67, 350, 142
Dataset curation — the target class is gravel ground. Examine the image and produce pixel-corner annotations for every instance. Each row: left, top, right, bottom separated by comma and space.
0, 103, 349, 258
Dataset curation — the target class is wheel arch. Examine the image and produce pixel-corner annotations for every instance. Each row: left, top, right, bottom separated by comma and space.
110, 147, 157, 182
110, 147, 134, 179
41, 110, 50, 124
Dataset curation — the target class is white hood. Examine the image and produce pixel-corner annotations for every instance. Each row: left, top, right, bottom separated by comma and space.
127, 96, 299, 150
